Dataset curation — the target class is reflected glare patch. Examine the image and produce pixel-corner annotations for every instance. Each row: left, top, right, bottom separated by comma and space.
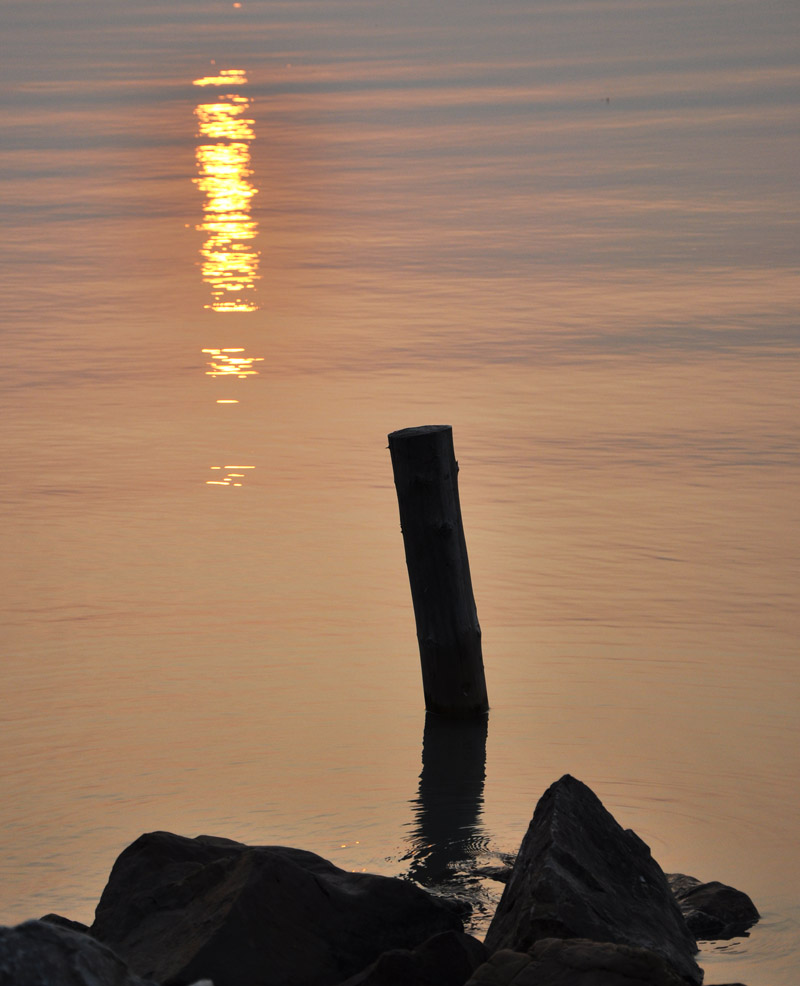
193, 69, 248, 87
202, 348, 264, 378
192, 70, 259, 312
206, 465, 255, 487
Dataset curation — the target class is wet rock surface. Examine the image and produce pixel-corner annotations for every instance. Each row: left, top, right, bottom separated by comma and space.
474, 865, 513, 885
90, 831, 462, 986
484, 775, 702, 984
667, 874, 760, 940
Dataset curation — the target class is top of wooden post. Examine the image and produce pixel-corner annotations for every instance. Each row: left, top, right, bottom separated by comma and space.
388, 425, 452, 441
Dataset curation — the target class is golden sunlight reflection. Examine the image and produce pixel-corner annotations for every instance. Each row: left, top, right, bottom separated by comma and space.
193, 70, 259, 312
206, 464, 255, 488
193, 69, 248, 88
202, 348, 264, 378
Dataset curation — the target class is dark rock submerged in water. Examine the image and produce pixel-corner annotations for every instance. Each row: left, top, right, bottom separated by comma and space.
667, 874, 760, 940
0, 919, 159, 986
484, 775, 702, 985
466, 938, 690, 986
90, 831, 462, 986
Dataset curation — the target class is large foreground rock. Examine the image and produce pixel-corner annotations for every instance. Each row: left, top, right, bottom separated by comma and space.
0, 919, 158, 986
337, 930, 488, 986
466, 938, 689, 986
667, 874, 759, 940
484, 775, 702, 985
90, 831, 462, 986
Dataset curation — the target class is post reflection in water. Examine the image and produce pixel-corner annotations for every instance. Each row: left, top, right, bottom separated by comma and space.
193, 69, 260, 312
404, 713, 489, 887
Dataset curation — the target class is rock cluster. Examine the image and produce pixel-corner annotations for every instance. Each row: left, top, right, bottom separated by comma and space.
0, 775, 759, 986
484, 774, 702, 983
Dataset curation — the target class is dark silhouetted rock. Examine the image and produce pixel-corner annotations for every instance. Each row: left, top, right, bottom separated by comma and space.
90, 831, 462, 986
465, 938, 689, 986
39, 914, 91, 935
475, 865, 513, 884
667, 873, 759, 940
0, 919, 158, 986
337, 930, 488, 986
484, 775, 701, 984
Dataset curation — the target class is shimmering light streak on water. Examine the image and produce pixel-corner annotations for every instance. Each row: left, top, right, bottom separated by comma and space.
202, 348, 264, 378
206, 465, 255, 487
193, 69, 249, 89
196, 99, 255, 142
193, 73, 259, 312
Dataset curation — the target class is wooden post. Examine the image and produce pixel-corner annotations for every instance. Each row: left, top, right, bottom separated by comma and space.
388, 425, 488, 716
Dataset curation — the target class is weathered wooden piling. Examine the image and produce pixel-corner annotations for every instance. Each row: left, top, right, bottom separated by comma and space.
388, 425, 488, 716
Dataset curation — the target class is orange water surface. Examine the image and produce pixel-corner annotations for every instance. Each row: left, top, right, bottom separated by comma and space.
1, 3, 799, 983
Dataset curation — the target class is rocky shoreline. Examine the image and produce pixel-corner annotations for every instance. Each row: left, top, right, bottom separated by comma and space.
0, 775, 759, 986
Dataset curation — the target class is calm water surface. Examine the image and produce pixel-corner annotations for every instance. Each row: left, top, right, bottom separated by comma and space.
2, 2, 799, 983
